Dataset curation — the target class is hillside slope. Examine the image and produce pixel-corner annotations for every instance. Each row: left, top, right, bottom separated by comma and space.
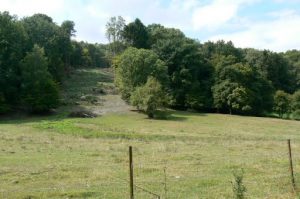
61, 68, 131, 116
0, 68, 299, 198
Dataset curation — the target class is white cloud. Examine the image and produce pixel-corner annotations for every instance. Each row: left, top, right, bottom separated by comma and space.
0, 0, 65, 19
209, 10, 300, 52
191, 0, 259, 31
192, 1, 238, 31
0, 0, 299, 51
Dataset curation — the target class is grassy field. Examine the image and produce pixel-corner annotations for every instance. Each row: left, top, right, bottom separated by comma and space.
0, 68, 300, 199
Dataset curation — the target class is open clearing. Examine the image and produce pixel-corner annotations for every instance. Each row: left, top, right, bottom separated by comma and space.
0, 68, 300, 199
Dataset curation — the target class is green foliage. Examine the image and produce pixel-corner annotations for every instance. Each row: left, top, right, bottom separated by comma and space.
1, 12, 299, 119
21, 45, 59, 112
123, 18, 149, 49
201, 40, 244, 62
228, 87, 252, 114
245, 49, 296, 93
292, 90, 300, 111
105, 16, 126, 55
273, 90, 291, 118
213, 58, 273, 115
292, 110, 300, 120
114, 47, 168, 101
0, 93, 10, 113
21, 14, 76, 82
130, 77, 166, 118
291, 90, 300, 119
0, 11, 27, 111
232, 169, 246, 199
70, 41, 108, 67
284, 50, 300, 89
148, 24, 213, 109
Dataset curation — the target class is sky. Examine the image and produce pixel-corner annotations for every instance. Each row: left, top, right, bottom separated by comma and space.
1, 0, 300, 52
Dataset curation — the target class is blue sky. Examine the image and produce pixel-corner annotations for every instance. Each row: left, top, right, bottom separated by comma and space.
1, 0, 300, 52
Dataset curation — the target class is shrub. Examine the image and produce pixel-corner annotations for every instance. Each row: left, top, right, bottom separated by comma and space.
232, 169, 246, 199
273, 90, 291, 118
130, 77, 167, 118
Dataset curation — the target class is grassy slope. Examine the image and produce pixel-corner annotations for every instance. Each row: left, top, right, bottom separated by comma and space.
0, 68, 300, 199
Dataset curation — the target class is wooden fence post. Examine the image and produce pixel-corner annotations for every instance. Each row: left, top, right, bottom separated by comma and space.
287, 139, 296, 191
129, 146, 134, 199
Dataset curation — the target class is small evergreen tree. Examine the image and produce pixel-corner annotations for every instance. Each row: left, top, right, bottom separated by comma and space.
21, 44, 59, 113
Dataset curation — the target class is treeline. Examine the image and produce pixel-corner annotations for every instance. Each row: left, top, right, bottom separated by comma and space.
109, 17, 300, 119
1, 12, 299, 119
0, 12, 107, 113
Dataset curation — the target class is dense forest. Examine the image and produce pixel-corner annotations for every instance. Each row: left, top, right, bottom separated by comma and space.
1, 12, 300, 119
0, 12, 108, 113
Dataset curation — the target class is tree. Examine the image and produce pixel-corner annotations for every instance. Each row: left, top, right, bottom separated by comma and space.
21, 45, 59, 112
244, 49, 296, 93
292, 90, 300, 111
123, 18, 149, 49
284, 50, 300, 89
212, 58, 273, 115
60, 20, 76, 68
227, 87, 253, 114
147, 24, 213, 110
213, 80, 239, 114
291, 90, 300, 119
201, 40, 243, 63
21, 14, 75, 82
0, 11, 27, 112
0, 93, 9, 114
273, 90, 291, 118
105, 16, 126, 55
130, 77, 166, 118
114, 47, 168, 101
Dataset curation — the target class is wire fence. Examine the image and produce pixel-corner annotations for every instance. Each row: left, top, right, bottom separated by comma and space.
0, 139, 299, 198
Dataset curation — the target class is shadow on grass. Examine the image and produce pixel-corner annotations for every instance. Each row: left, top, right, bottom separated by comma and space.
0, 110, 69, 125
0, 104, 104, 125
131, 109, 208, 122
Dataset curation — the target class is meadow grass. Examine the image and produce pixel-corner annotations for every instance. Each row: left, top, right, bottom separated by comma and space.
0, 111, 300, 198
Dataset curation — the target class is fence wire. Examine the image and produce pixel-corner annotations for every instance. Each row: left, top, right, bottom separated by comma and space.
0, 140, 299, 199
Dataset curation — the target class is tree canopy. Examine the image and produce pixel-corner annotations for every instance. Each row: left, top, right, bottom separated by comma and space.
1, 12, 300, 119
0, 11, 107, 114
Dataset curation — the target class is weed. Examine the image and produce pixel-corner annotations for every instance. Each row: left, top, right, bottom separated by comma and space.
232, 169, 246, 199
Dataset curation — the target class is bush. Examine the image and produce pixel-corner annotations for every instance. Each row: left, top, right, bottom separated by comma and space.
292, 110, 300, 120
232, 169, 246, 199
273, 90, 291, 118
292, 90, 300, 109
130, 77, 167, 118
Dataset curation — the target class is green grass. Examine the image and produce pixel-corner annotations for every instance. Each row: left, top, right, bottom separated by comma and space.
1, 68, 300, 198
0, 111, 300, 198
